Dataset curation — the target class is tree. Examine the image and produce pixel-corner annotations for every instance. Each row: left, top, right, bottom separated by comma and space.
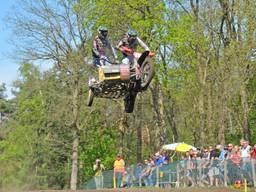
0, 83, 7, 122
8, 0, 91, 190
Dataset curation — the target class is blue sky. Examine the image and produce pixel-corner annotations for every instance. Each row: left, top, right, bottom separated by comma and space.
0, 1, 18, 99
0, 1, 54, 99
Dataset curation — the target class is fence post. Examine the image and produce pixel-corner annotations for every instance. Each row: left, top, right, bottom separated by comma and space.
156, 166, 160, 187
224, 159, 227, 187
176, 163, 180, 188
198, 159, 202, 186
251, 159, 256, 189
113, 174, 116, 189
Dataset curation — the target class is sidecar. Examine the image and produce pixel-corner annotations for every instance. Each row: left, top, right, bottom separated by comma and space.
87, 64, 130, 106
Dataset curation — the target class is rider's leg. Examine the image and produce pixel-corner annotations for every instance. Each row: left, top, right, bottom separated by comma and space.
104, 57, 112, 66
122, 57, 130, 65
93, 57, 101, 68
100, 55, 112, 66
122, 55, 134, 65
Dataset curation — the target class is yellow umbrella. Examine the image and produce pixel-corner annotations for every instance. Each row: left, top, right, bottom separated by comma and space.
175, 143, 195, 152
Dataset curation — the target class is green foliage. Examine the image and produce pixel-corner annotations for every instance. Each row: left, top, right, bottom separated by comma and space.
0, 83, 6, 100
79, 117, 118, 183
0, 84, 13, 114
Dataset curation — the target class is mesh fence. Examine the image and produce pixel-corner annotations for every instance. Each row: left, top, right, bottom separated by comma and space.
83, 158, 256, 190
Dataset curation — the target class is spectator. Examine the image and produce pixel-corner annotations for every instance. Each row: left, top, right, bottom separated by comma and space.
134, 163, 143, 186
215, 145, 222, 156
208, 153, 220, 186
251, 144, 256, 159
123, 167, 134, 188
154, 152, 164, 166
241, 140, 251, 160
199, 151, 210, 186
201, 147, 210, 159
188, 149, 194, 159
239, 139, 245, 150
208, 146, 214, 159
230, 146, 242, 184
93, 159, 105, 189
241, 140, 252, 185
140, 159, 152, 186
226, 144, 235, 184
113, 154, 125, 188
191, 152, 200, 185
209, 146, 218, 160
219, 145, 228, 161
231, 145, 241, 166
226, 143, 234, 159
162, 151, 170, 164
148, 157, 157, 186
185, 153, 196, 187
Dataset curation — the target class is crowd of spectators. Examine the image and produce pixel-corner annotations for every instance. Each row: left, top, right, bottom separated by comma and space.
122, 139, 256, 188
93, 139, 256, 189
174, 139, 254, 187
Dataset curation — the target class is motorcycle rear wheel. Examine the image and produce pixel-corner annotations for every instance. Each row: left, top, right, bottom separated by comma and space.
124, 93, 137, 113
140, 58, 155, 90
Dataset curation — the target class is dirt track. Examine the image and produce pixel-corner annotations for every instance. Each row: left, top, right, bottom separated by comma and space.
26, 187, 245, 192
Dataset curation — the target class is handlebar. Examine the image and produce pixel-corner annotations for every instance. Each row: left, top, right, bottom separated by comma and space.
120, 46, 155, 57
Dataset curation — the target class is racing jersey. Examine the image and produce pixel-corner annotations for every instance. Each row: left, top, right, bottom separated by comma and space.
92, 35, 117, 59
116, 34, 149, 52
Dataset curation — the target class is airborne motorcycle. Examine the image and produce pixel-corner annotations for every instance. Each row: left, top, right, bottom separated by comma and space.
87, 47, 155, 113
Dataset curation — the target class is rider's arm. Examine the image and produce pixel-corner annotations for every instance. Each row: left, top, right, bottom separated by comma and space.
137, 37, 150, 51
116, 40, 132, 54
92, 38, 100, 57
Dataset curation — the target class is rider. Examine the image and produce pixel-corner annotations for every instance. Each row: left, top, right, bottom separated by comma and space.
92, 26, 118, 67
116, 28, 150, 66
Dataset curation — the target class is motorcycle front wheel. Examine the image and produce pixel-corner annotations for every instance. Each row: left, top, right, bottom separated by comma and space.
87, 88, 94, 106
124, 92, 137, 113
140, 58, 155, 90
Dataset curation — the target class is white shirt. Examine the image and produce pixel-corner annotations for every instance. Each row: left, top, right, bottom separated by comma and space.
241, 146, 251, 158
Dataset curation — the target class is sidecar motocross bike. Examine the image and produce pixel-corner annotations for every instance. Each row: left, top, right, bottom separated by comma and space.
87, 47, 155, 113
